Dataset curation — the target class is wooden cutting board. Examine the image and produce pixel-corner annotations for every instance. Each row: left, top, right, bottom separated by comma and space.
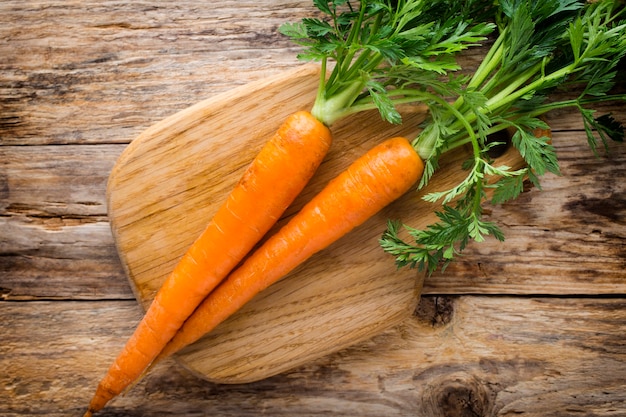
106, 63, 530, 384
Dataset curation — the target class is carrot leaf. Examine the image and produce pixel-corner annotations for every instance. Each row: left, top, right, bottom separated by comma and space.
383, 0, 626, 274
279, 0, 496, 126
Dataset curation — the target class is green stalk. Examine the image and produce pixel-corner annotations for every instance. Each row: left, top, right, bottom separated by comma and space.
451, 25, 507, 112
489, 65, 580, 114
444, 58, 580, 139
311, 78, 368, 125
315, 57, 328, 113
342, 50, 377, 84
465, 27, 507, 91
348, 1, 368, 45
331, 92, 415, 120
525, 94, 626, 117
412, 91, 481, 161
481, 60, 546, 112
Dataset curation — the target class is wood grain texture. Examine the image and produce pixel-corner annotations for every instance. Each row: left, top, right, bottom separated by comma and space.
0, 145, 126, 299
0, 1, 310, 145
1, 0, 625, 415
2, 296, 624, 416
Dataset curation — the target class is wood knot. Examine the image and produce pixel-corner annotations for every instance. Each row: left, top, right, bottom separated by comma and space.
413, 296, 455, 328
419, 371, 493, 417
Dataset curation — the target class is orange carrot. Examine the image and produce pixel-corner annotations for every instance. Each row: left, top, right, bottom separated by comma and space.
154, 136, 424, 362
84, 111, 331, 416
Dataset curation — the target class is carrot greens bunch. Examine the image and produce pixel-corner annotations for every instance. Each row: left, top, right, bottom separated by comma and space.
381, 0, 626, 274
279, 0, 496, 126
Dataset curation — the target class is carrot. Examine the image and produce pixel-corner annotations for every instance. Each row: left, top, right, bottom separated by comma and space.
83, 111, 331, 417
153, 137, 424, 362
85, 2, 497, 413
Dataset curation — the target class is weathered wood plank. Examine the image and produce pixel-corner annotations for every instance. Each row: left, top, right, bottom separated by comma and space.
0, 144, 127, 299
0, 1, 310, 145
0, 144, 119, 217
0, 219, 127, 300
2, 296, 624, 416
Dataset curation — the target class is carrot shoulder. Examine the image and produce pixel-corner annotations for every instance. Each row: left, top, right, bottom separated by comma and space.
84, 111, 332, 416
155, 136, 425, 361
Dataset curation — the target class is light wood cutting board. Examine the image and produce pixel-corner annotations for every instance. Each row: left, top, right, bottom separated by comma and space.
106, 64, 530, 384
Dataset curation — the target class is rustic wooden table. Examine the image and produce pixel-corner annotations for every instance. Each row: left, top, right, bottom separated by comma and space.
1, 2, 625, 416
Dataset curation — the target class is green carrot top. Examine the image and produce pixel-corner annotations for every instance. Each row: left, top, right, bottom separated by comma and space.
279, 0, 496, 126
281, 0, 625, 274
380, 0, 626, 274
